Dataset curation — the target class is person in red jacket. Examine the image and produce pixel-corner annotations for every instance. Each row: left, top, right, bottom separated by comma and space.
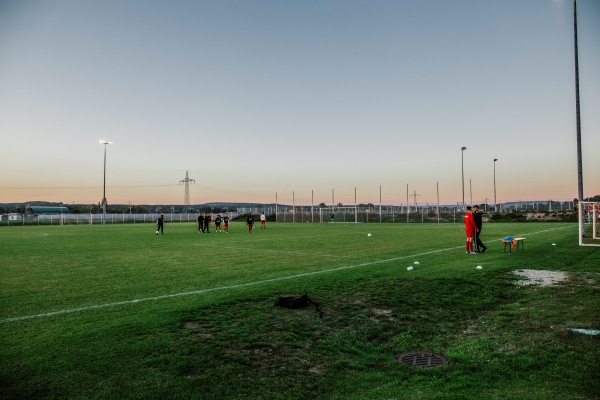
463, 206, 479, 254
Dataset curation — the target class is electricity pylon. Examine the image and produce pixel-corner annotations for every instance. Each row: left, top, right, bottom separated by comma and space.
409, 190, 421, 209
179, 170, 195, 212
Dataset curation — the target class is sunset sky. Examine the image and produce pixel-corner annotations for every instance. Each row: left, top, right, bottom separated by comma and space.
1, 0, 598, 207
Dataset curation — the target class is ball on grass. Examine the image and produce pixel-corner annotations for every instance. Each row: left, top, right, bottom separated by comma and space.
367, 233, 372, 237
476, 265, 483, 270
414, 261, 420, 265
407, 266, 413, 271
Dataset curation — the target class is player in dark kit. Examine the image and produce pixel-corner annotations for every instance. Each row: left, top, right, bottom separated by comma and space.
215, 215, 222, 232
197, 214, 204, 233
203, 213, 211, 233
472, 205, 488, 252
156, 215, 164, 235
247, 213, 254, 233
223, 213, 229, 233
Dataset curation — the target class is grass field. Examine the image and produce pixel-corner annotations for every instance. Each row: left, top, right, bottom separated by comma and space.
1, 221, 599, 399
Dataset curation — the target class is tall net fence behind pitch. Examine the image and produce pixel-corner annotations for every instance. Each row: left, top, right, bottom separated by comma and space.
581, 202, 600, 246
319, 206, 420, 223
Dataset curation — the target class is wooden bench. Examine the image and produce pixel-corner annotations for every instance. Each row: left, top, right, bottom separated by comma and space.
502, 237, 526, 253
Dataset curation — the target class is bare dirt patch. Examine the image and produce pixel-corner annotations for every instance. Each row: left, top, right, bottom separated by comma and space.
371, 308, 395, 321
372, 308, 392, 316
513, 269, 568, 287
183, 321, 200, 330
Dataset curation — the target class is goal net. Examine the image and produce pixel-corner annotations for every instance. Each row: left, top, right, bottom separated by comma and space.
580, 201, 600, 246
319, 207, 361, 223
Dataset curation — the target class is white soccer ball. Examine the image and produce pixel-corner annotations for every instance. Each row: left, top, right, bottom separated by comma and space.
368, 233, 372, 237
552, 243, 556, 246
156, 231, 159, 235
414, 261, 420, 265
476, 265, 483, 270
407, 266, 413, 271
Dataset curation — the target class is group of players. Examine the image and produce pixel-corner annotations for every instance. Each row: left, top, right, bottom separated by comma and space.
197, 212, 230, 233
197, 212, 267, 234
155, 212, 267, 235
463, 205, 488, 254
158, 208, 485, 251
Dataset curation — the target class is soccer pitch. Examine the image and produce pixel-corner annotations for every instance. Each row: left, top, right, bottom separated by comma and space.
1, 222, 599, 399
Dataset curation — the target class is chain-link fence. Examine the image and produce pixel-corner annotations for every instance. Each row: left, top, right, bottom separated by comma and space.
0, 212, 241, 226
0, 206, 579, 227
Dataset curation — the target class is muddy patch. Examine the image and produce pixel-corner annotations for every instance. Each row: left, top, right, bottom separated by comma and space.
513, 269, 568, 287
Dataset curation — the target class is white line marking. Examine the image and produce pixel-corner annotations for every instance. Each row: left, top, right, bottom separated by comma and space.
0, 232, 48, 240
0, 225, 573, 324
0, 246, 458, 324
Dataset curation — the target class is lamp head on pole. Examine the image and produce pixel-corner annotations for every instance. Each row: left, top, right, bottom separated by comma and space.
494, 158, 498, 162
461, 146, 467, 151
99, 140, 112, 145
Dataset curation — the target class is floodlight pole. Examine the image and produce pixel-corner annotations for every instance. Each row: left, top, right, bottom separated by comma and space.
354, 187, 357, 223
493, 158, 498, 211
469, 179, 472, 206
573, 0, 584, 244
461, 147, 467, 209
332, 189, 334, 212
436, 181, 440, 223
293, 191, 295, 221
406, 184, 409, 223
379, 185, 382, 223
99, 140, 112, 224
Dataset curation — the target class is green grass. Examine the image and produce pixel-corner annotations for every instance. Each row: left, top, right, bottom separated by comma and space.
1, 222, 598, 399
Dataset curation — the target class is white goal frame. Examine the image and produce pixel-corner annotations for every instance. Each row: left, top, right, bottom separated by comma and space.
580, 201, 600, 246
319, 206, 361, 223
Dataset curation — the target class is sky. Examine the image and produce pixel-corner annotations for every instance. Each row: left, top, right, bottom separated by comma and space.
1, 0, 598, 207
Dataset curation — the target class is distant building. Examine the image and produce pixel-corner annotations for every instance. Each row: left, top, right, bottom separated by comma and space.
7, 213, 22, 221
27, 206, 70, 214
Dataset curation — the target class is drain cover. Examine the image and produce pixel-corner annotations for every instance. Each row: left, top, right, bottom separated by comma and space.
395, 351, 447, 368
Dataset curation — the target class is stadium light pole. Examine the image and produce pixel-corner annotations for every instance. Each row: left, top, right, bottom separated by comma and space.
461, 147, 467, 209
469, 179, 472, 206
436, 181, 440, 223
493, 158, 498, 211
99, 140, 112, 224
573, 0, 584, 244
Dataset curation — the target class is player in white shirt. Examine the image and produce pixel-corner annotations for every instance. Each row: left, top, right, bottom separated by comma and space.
260, 212, 266, 229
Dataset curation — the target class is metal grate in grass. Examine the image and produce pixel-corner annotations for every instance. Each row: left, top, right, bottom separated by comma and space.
395, 351, 448, 368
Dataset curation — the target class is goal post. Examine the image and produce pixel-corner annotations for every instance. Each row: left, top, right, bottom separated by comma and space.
580, 201, 600, 246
